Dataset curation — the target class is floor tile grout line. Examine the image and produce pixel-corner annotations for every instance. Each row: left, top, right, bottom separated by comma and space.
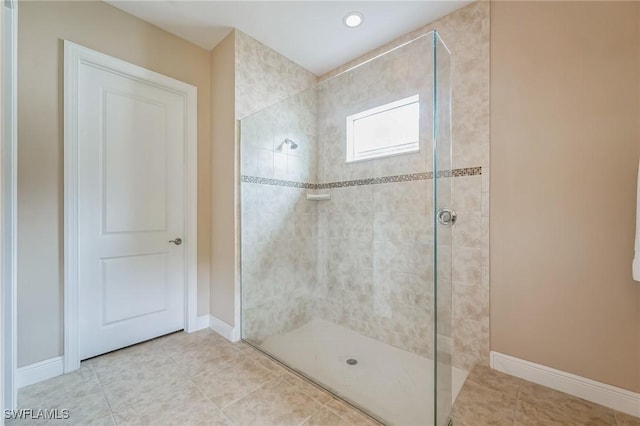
279, 377, 334, 407
210, 352, 278, 398
510, 379, 524, 426
189, 356, 237, 379
241, 339, 382, 423
295, 399, 327, 426
229, 342, 360, 425
181, 362, 230, 413
323, 399, 380, 426
109, 342, 199, 420
191, 358, 329, 426
210, 359, 352, 426
129, 335, 244, 425
613, 410, 625, 426
322, 401, 356, 425
510, 378, 522, 426
164, 342, 238, 419
238, 347, 356, 422
218, 407, 238, 426
219, 375, 280, 411
86, 361, 118, 425
515, 382, 618, 425
176, 344, 251, 380
189, 373, 238, 425
510, 391, 518, 425
178, 344, 270, 408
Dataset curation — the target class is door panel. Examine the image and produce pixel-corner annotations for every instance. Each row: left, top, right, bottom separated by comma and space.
101, 253, 168, 324
103, 91, 167, 234
77, 61, 185, 360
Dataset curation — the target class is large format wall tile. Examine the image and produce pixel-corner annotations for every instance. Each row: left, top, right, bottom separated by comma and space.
235, 31, 318, 120
238, 37, 320, 343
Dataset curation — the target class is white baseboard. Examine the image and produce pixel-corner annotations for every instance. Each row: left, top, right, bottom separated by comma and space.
194, 314, 210, 331
17, 356, 64, 389
209, 315, 240, 342
490, 351, 640, 417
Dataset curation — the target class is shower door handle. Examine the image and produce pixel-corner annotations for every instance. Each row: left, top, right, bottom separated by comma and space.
437, 208, 457, 227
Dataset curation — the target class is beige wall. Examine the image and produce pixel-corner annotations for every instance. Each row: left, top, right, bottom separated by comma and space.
17, 1, 212, 367
209, 32, 237, 326
491, 1, 640, 392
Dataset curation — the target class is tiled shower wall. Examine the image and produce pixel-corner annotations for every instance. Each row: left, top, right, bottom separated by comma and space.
312, 35, 436, 357
235, 31, 318, 120
235, 30, 317, 341
236, 31, 320, 342
443, 2, 490, 371
309, 2, 489, 368
240, 89, 320, 341
318, 1, 490, 370
239, 1, 490, 371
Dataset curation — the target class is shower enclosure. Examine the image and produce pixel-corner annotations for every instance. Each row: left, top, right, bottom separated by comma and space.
240, 32, 453, 425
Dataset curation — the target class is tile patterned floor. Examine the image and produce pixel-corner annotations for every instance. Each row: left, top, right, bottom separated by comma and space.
9, 329, 640, 426
9, 330, 381, 426
451, 364, 640, 426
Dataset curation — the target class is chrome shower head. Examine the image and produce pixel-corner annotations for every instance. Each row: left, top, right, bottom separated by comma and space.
283, 138, 299, 150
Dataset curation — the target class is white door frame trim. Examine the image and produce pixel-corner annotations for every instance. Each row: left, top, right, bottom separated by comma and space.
2, 0, 18, 414
63, 41, 198, 373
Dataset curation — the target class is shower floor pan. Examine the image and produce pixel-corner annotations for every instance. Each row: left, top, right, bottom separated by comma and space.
260, 318, 468, 426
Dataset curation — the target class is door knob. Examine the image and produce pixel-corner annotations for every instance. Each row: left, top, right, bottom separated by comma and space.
169, 238, 182, 245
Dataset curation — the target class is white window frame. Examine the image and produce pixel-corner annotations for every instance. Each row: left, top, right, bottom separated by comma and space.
346, 94, 420, 163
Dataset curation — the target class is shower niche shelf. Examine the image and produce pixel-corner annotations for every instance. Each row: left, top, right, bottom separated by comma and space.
306, 193, 331, 201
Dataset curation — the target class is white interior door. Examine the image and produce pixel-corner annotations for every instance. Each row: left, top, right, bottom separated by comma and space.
76, 50, 188, 360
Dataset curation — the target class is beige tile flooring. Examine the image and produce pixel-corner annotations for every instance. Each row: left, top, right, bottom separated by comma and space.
451, 365, 640, 426
9, 330, 381, 426
9, 329, 640, 426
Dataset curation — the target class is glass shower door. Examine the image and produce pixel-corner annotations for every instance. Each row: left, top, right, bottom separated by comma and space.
239, 31, 449, 425
433, 31, 454, 426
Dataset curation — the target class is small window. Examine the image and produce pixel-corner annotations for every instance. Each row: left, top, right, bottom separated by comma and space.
346, 95, 420, 163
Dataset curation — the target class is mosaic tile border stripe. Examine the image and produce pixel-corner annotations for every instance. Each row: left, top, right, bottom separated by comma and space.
241, 166, 481, 189
240, 175, 316, 189
318, 173, 433, 189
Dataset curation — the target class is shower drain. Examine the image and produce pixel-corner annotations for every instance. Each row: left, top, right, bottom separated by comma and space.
346, 358, 358, 366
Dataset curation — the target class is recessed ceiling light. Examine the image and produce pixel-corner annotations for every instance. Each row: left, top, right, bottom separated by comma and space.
343, 12, 363, 28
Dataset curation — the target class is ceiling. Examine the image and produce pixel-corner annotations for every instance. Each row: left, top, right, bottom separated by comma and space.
106, 1, 471, 76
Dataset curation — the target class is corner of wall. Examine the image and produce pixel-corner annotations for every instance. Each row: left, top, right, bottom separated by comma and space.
636, 0, 640, 395
234, 29, 317, 120
209, 30, 237, 327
